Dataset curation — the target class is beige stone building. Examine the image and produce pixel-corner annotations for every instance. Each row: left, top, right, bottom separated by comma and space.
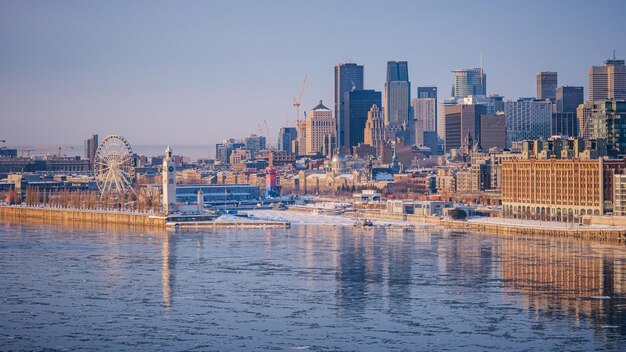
305, 100, 336, 156
502, 158, 604, 221
363, 104, 385, 156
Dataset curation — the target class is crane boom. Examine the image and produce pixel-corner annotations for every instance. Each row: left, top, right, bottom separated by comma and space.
293, 74, 308, 126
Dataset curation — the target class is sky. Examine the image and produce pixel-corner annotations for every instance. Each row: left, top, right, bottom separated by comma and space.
1, 0, 625, 150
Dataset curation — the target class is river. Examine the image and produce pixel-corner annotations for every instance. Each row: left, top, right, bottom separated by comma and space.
0, 221, 624, 351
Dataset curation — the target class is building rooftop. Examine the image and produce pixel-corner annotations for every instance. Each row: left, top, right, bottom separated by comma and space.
312, 100, 330, 111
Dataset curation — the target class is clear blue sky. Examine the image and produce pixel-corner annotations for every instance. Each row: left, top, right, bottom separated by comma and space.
1, 0, 625, 147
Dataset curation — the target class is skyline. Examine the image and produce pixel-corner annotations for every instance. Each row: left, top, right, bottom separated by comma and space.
1, 0, 626, 146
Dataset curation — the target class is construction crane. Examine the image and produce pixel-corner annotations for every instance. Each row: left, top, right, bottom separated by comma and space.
293, 74, 308, 127
20, 145, 74, 158
263, 120, 274, 150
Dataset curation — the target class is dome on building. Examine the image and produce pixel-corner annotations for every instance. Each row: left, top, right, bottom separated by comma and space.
331, 150, 347, 173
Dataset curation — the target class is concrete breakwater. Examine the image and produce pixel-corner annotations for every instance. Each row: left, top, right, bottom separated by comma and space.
440, 219, 626, 243
168, 221, 290, 229
343, 209, 625, 243
0, 206, 292, 229
0, 206, 165, 227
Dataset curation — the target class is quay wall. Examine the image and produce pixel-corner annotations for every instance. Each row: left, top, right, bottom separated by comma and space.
342, 209, 625, 243
0, 206, 165, 227
441, 219, 625, 243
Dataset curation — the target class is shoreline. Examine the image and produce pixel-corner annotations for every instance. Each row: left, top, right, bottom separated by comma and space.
249, 208, 626, 244
2, 205, 625, 243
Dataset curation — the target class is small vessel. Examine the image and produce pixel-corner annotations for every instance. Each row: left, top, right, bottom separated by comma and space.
354, 219, 374, 227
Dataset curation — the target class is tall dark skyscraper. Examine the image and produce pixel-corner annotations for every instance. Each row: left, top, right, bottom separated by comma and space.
278, 127, 297, 153
343, 90, 381, 149
334, 63, 364, 148
385, 61, 411, 132
553, 86, 583, 137
536, 71, 558, 101
556, 86, 584, 114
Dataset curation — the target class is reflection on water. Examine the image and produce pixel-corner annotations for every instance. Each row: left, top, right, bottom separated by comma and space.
498, 237, 625, 337
0, 220, 624, 351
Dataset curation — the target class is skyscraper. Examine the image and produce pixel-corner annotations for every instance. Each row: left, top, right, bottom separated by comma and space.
551, 112, 578, 137
343, 90, 381, 149
577, 101, 594, 139
384, 61, 411, 130
84, 134, 98, 170
452, 68, 486, 98
504, 98, 552, 147
417, 86, 437, 99
363, 105, 385, 157
334, 63, 364, 148
556, 86, 584, 114
536, 72, 557, 102
305, 100, 336, 156
417, 86, 438, 133
589, 100, 626, 157
411, 98, 436, 145
244, 134, 266, 157
553, 86, 583, 137
443, 104, 487, 152
278, 127, 297, 153
480, 114, 506, 150
589, 58, 626, 101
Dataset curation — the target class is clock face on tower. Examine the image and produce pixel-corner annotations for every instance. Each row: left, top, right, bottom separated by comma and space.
168, 166, 174, 173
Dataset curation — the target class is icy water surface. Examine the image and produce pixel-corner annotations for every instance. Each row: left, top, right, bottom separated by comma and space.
0, 221, 624, 351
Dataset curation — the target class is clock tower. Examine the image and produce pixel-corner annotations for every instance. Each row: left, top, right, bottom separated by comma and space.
162, 145, 177, 215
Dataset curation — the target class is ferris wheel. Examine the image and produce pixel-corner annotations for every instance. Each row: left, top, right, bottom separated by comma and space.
94, 134, 135, 195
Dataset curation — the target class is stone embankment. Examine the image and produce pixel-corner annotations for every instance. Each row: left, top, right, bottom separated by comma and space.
0, 206, 164, 227
345, 209, 625, 243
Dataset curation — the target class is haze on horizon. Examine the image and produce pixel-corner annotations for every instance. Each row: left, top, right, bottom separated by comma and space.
1, 0, 625, 148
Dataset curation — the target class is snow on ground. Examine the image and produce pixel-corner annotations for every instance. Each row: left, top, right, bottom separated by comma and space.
466, 216, 626, 231
247, 209, 432, 228
247, 210, 356, 226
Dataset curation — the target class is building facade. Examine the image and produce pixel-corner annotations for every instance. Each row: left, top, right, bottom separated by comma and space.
363, 104, 385, 157
244, 134, 266, 157
443, 104, 487, 152
577, 101, 594, 139
504, 98, 552, 147
479, 114, 506, 150
556, 86, 583, 114
613, 174, 626, 216
452, 68, 486, 98
536, 71, 557, 102
84, 134, 98, 170
305, 100, 336, 156
278, 127, 297, 153
417, 86, 437, 131
411, 97, 437, 146
384, 61, 411, 131
589, 100, 626, 157
335, 63, 364, 148
343, 90, 381, 150
552, 112, 579, 137
502, 158, 604, 222
215, 139, 245, 164
589, 58, 626, 101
